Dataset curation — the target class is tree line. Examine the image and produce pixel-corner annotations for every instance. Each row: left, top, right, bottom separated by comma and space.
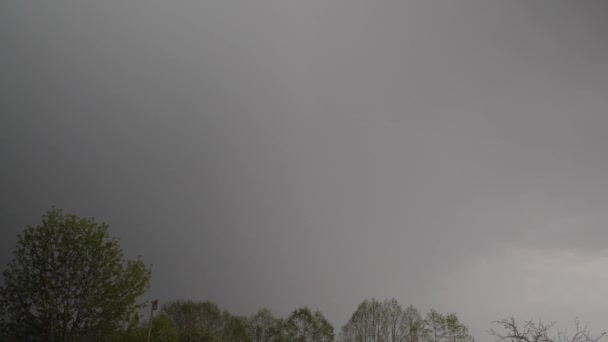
339, 298, 473, 342
119, 300, 333, 342
118, 297, 472, 342
0, 208, 604, 341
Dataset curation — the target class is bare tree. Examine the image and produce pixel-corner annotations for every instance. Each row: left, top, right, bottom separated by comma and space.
490, 316, 605, 342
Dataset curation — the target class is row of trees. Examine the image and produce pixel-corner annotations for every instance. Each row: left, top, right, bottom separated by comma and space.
0, 209, 605, 341
121, 300, 334, 342
339, 299, 473, 342
120, 299, 607, 342
118, 298, 472, 342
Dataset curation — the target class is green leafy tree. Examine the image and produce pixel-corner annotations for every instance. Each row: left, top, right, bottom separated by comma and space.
403, 305, 425, 342
118, 315, 179, 342
286, 307, 334, 342
249, 308, 287, 342
312, 310, 335, 342
424, 310, 445, 342
443, 313, 473, 342
148, 316, 180, 342
220, 311, 251, 342
339, 299, 472, 342
382, 298, 405, 342
161, 299, 224, 341
0, 208, 151, 341
339, 298, 399, 342
340, 298, 378, 342
267, 317, 289, 342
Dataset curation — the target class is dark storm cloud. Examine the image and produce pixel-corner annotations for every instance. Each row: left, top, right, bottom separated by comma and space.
2, 1, 608, 339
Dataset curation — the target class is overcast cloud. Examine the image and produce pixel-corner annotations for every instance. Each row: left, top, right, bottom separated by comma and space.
2, 1, 608, 339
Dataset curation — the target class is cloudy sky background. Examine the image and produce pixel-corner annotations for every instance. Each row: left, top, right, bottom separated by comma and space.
2, 0, 608, 339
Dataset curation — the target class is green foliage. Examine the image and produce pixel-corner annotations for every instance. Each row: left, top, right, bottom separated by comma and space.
0, 208, 151, 341
340, 298, 400, 342
152, 315, 181, 341
425, 310, 445, 342
161, 299, 225, 341
118, 315, 179, 342
249, 308, 278, 342
249, 308, 289, 342
444, 313, 472, 342
404, 304, 425, 342
286, 307, 334, 342
158, 300, 334, 342
220, 311, 250, 342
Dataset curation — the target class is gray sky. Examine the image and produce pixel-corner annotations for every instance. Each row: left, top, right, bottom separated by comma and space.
1, 0, 607, 339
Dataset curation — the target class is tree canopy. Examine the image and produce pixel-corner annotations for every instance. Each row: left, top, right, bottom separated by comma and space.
118, 315, 179, 342
0, 208, 151, 341
286, 307, 334, 342
160, 299, 225, 341
158, 300, 334, 342
338, 298, 474, 342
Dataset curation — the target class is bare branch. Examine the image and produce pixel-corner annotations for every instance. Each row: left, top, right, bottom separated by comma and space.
492, 317, 604, 342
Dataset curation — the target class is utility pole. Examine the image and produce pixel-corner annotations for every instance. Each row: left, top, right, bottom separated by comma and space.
147, 299, 159, 342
